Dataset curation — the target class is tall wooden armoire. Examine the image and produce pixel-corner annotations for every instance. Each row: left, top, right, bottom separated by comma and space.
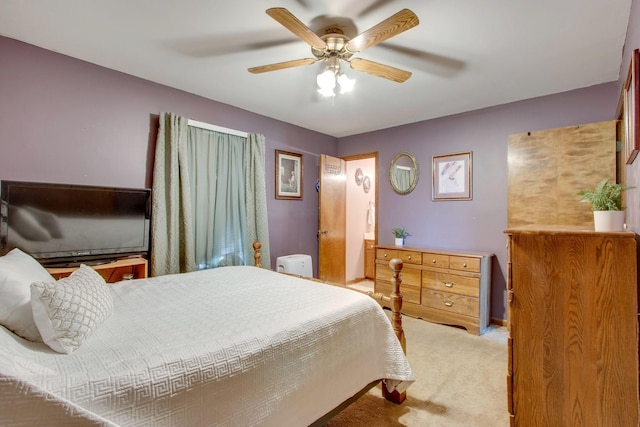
505, 227, 639, 426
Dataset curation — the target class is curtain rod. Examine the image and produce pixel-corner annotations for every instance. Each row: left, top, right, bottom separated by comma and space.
187, 119, 248, 138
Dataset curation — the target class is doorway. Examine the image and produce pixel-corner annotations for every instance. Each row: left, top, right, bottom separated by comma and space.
344, 153, 378, 291
317, 152, 378, 288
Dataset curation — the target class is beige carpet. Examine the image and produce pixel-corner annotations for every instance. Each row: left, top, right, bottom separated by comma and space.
325, 313, 510, 426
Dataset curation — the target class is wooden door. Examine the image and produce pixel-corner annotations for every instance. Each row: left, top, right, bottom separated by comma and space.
318, 154, 346, 284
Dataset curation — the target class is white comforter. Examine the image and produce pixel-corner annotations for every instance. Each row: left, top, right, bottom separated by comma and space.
0, 266, 414, 426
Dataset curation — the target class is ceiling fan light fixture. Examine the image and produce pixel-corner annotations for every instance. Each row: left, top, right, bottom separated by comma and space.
317, 61, 355, 97
317, 85, 335, 97
317, 68, 337, 90
337, 73, 355, 93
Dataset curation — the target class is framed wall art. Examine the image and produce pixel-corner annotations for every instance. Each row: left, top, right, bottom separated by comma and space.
432, 151, 472, 201
275, 149, 303, 200
623, 48, 640, 164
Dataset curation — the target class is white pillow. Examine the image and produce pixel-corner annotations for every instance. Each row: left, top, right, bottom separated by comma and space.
31, 265, 113, 354
0, 248, 54, 341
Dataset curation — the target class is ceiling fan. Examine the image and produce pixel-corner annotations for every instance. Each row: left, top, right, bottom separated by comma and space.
248, 7, 420, 86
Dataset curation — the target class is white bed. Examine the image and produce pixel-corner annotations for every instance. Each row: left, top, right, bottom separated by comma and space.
0, 264, 414, 426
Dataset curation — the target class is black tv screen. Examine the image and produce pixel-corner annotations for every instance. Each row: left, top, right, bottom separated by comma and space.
0, 180, 151, 266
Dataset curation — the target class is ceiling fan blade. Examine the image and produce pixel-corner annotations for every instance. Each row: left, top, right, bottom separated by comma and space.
167, 34, 299, 58
377, 43, 466, 77
356, 0, 402, 18
349, 58, 412, 83
346, 9, 419, 53
248, 58, 317, 74
292, 0, 312, 10
266, 7, 327, 49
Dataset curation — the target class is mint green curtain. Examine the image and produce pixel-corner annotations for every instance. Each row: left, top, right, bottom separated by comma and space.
186, 128, 248, 269
151, 112, 271, 274
150, 112, 196, 276
245, 134, 270, 266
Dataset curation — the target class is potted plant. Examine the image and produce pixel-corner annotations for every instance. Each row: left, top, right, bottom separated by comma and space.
392, 227, 410, 246
577, 179, 634, 231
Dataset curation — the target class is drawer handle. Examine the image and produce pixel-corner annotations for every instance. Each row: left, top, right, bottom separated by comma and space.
444, 300, 454, 307
443, 281, 454, 288
408, 255, 412, 260
384, 253, 388, 258
463, 262, 467, 268
432, 259, 436, 263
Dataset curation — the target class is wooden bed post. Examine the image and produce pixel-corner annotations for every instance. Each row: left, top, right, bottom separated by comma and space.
252, 241, 262, 268
383, 258, 406, 404
369, 258, 406, 404
369, 258, 405, 350
387, 258, 405, 353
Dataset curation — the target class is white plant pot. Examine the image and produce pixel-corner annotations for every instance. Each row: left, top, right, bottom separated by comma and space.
593, 210, 625, 232
395, 237, 404, 246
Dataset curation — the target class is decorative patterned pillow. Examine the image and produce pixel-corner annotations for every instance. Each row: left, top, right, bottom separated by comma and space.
0, 248, 55, 342
31, 265, 114, 354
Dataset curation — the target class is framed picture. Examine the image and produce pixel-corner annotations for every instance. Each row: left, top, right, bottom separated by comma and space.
275, 149, 303, 200
432, 151, 472, 201
624, 48, 640, 164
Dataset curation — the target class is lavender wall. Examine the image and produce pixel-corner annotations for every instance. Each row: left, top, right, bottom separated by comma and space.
0, 32, 625, 322
0, 36, 337, 270
338, 83, 619, 321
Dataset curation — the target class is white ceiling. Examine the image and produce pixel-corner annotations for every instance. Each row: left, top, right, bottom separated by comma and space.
0, 0, 632, 137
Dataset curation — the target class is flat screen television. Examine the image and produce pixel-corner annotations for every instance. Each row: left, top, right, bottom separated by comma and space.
0, 180, 151, 266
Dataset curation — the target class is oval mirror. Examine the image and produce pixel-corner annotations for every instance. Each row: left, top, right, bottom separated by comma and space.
389, 152, 419, 195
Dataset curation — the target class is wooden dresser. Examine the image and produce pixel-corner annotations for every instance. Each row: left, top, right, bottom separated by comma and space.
374, 244, 493, 335
505, 227, 639, 426
364, 239, 375, 279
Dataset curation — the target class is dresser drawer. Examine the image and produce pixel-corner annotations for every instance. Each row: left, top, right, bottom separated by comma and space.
422, 253, 450, 269
376, 280, 421, 305
377, 248, 398, 261
422, 271, 480, 297
422, 289, 478, 317
396, 250, 422, 265
377, 248, 422, 265
377, 264, 421, 286
449, 256, 481, 273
